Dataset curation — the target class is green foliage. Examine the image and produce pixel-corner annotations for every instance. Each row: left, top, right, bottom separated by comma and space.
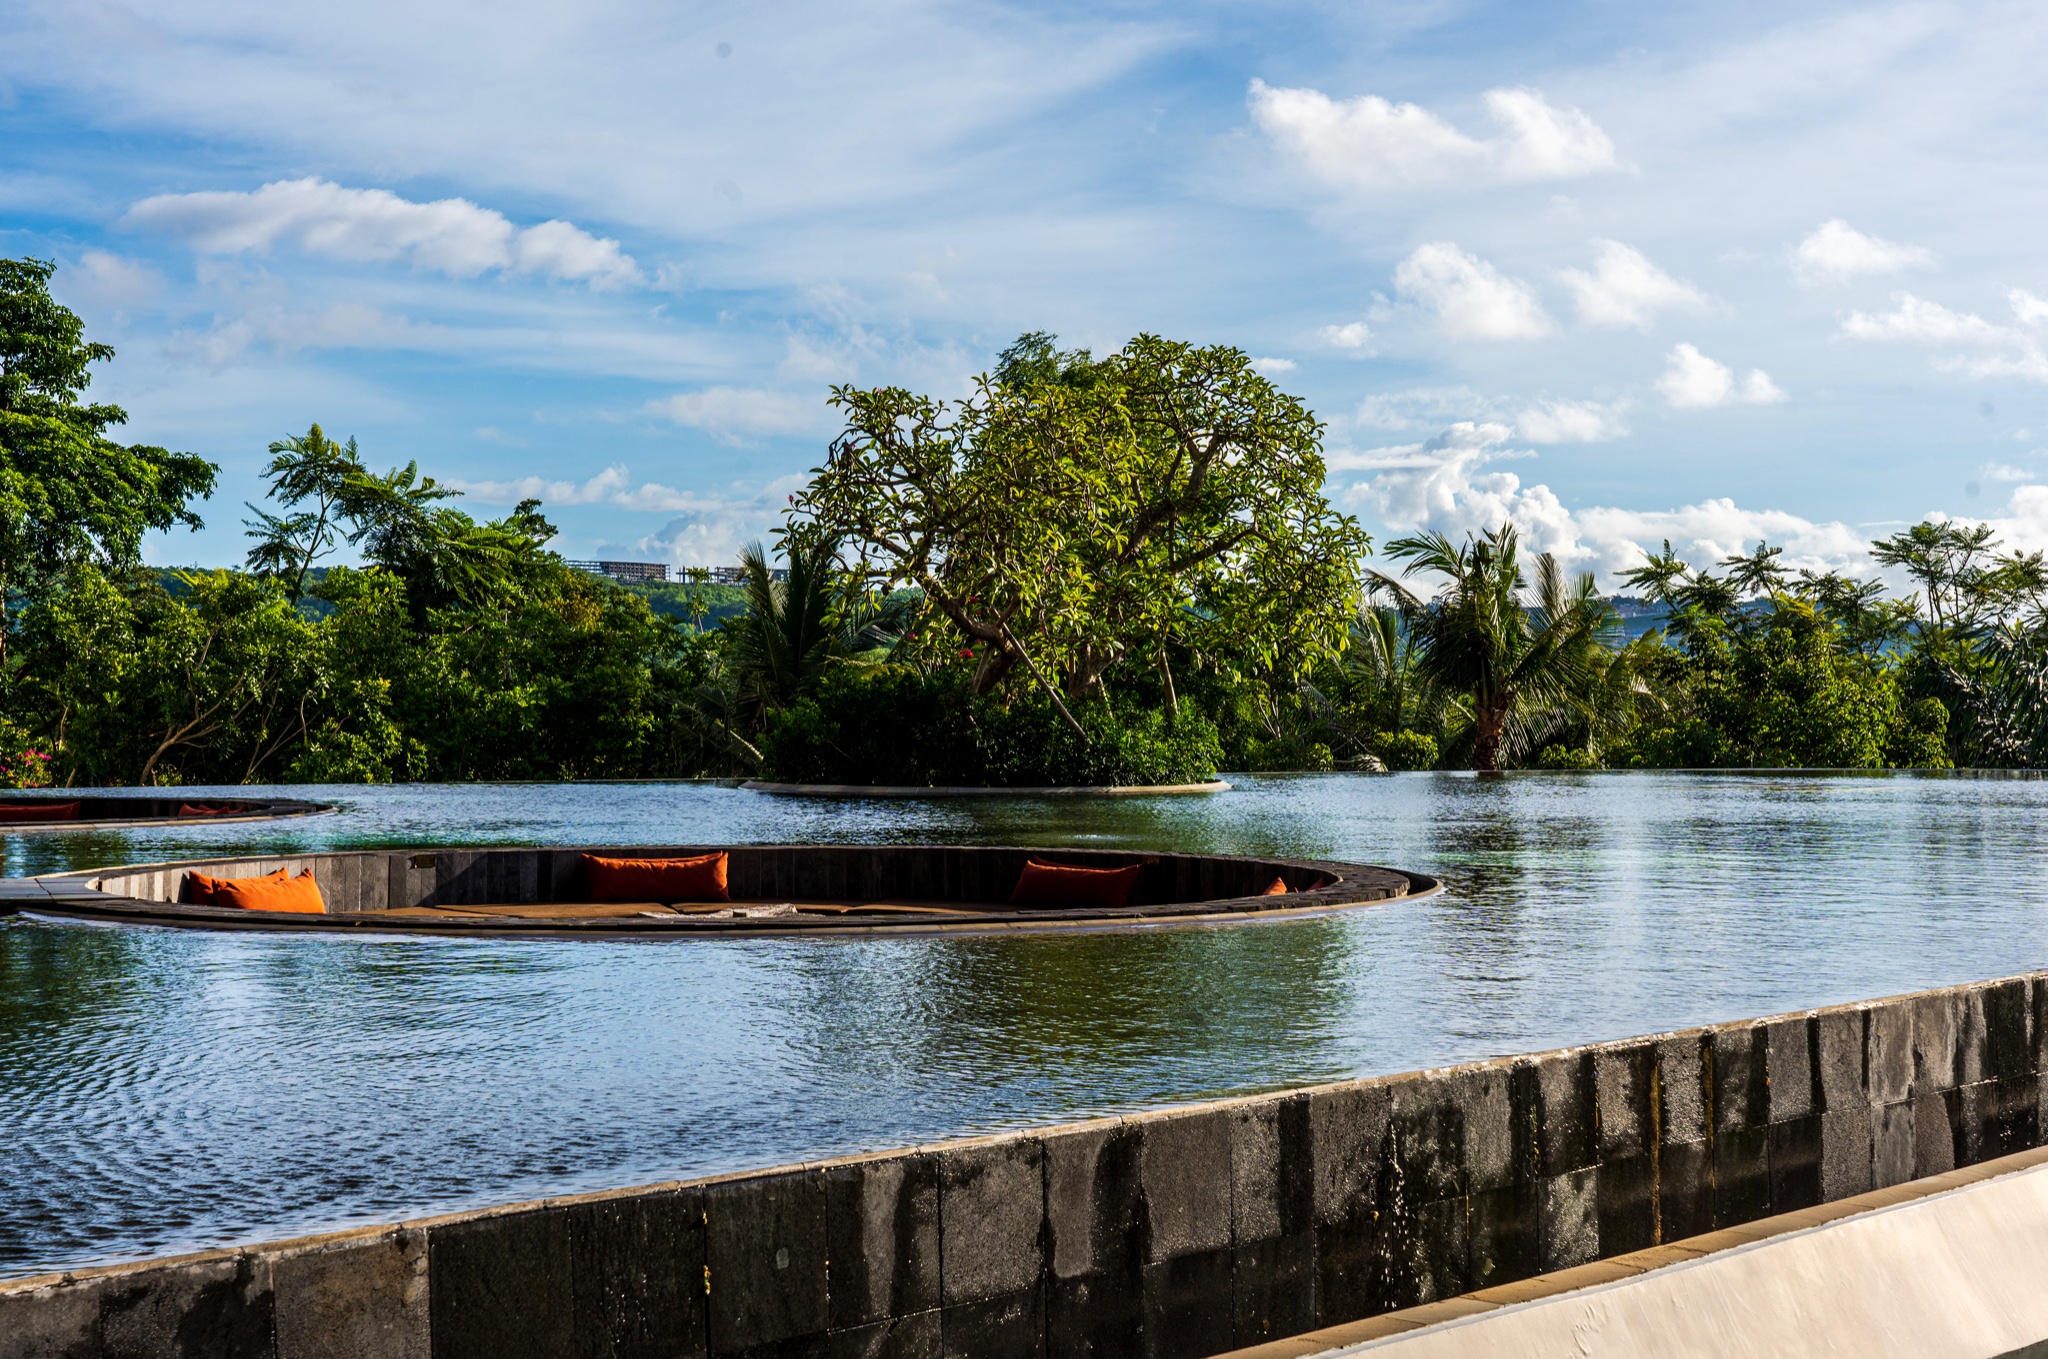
1535, 744, 1601, 770
793, 333, 1370, 708
1375, 730, 1439, 771
759, 666, 1222, 787
0, 258, 216, 661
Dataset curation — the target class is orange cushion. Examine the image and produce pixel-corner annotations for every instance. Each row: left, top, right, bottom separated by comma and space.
179, 802, 236, 817
583, 852, 729, 903
0, 801, 80, 822
1009, 859, 1144, 909
211, 871, 327, 914
1261, 877, 1290, 896
184, 867, 287, 905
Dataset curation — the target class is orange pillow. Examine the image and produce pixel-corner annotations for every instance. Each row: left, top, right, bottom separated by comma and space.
179, 802, 235, 817
184, 867, 287, 905
0, 801, 80, 822
211, 871, 327, 914
1009, 859, 1144, 909
1261, 877, 1290, 896
583, 852, 729, 903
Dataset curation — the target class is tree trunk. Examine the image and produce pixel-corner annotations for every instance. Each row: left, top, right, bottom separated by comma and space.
1471, 698, 1509, 772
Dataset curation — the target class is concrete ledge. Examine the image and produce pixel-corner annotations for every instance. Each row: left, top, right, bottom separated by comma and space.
1210, 1143, 2048, 1357
10, 968, 2048, 1357
740, 779, 1233, 797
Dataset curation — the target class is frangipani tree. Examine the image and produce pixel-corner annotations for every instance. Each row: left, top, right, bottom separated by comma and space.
788, 334, 1369, 728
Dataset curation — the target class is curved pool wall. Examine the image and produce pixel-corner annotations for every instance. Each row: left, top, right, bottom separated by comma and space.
27, 844, 1424, 936
0, 794, 328, 830
4, 965, 2040, 1359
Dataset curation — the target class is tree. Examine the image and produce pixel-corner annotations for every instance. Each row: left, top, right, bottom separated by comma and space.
792, 333, 1370, 724
1374, 524, 1616, 771
0, 257, 215, 663
244, 423, 371, 599
1720, 539, 1789, 599
1870, 520, 2000, 633
723, 538, 847, 726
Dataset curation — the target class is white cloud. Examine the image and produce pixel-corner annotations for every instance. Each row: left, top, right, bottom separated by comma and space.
1655, 343, 1786, 408
1249, 355, 1297, 374
163, 301, 441, 366
1839, 292, 2048, 382
1393, 242, 1555, 340
1791, 219, 1937, 287
125, 178, 641, 287
637, 473, 810, 569
1319, 321, 1373, 351
1343, 425, 1869, 585
1516, 398, 1630, 443
1248, 80, 1618, 191
66, 249, 164, 308
1326, 420, 1519, 473
1558, 240, 1709, 329
453, 464, 767, 515
1351, 386, 1494, 431
645, 386, 826, 441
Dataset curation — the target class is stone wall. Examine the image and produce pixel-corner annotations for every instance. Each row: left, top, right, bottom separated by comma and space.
5, 968, 2042, 1359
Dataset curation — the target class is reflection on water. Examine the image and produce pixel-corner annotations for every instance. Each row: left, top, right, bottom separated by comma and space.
4, 772, 2047, 1276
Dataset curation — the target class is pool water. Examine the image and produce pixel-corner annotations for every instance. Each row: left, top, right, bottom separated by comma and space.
4, 772, 2045, 1277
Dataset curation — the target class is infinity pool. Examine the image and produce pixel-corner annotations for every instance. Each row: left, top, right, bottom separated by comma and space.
4, 772, 2045, 1277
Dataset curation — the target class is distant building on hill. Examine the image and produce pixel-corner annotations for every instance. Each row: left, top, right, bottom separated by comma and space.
564, 560, 670, 584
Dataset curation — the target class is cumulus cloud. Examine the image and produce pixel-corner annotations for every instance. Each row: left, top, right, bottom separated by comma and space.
1791, 219, 1937, 287
1393, 242, 1555, 340
1341, 424, 1869, 584
1840, 292, 2048, 381
1319, 321, 1373, 352
1655, 343, 1786, 408
453, 464, 780, 516
1350, 386, 1494, 431
637, 474, 810, 569
125, 178, 641, 287
163, 302, 442, 366
1248, 80, 1618, 191
1249, 355, 1297, 374
1558, 241, 1709, 329
645, 387, 826, 442
1515, 398, 1629, 443
65, 250, 164, 308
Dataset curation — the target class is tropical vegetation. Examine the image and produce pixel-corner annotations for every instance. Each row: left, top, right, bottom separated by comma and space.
3, 252, 2045, 786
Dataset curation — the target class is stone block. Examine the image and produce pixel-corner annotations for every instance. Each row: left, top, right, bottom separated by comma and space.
430, 1209, 572, 1359
1517, 1051, 1596, 1178
1045, 1270, 1139, 1359
1229, 1095, 1311, 1246
1763, 1016, 1818, 1123
1140, 1250, 1235, 1359
1873, 1100, 1915, 1188
1712, 1125, 1770, 1228
1400, 1196, 1471, 1308
1656, 1140, 1713, 1244
1537, 1168, 1599, 1272
1229, 1233, 1314, 1349
1766, 1115, 1823, 1215
1138, 1112, 1233, 1263
828, 1311, 941, 1359
938, 1139, 1044, 1307
1593, 1154, 1655, 1256
565, 1189, 706, 1359
1913, 991, 1962, 1096
1592, 1043, 1655, 1161
1042, 1123, 1140, 1286
1654, 1035, 1708, 1145
1812, 1007, 1866, 1113
1710, 1025, 1768, 1133
94, 1254, 274, 1359
1866, 1002, 1914, 1105
1306, 1082, 1390, 1231
1912, 1091, 1957, 1178
1984, 979, 2033, 1084
1385, 1075, 1469, 1207
1440, 1063, 1513, 1193
0, 1273, 107, 1359
1990, 1071, 2040, 1158
938, 1289, 1043, 1359
1818, 1104, 1875, 1201
1310, 1215, 1375, 1326
705, 1172, 828, 1357
826, 1156, 939, 1330
1958, 988, 1991, 1086
1466, 1181, 1540, 1291
272, 1229, 428, 1359
2033, 976, 2048, 1072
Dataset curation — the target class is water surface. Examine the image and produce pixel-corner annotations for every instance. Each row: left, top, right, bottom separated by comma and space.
4, 772, 2044, 1276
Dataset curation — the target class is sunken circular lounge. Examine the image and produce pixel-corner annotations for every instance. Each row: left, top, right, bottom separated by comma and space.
0, 794, 331, 831
16, 845, 1439, 937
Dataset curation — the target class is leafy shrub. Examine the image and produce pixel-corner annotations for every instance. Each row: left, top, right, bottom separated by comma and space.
1534, 744, 1601, 770
1373, 730, 1439, 771
759, 667, 1222, 786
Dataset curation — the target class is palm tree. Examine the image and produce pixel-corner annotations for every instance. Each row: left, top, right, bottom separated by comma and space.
724, 538, 845, 723
1374, 524, 1616, 771
1720, 539, 1788, 600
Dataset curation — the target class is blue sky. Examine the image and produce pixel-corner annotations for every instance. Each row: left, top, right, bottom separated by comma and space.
5, 0, 2047, 584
